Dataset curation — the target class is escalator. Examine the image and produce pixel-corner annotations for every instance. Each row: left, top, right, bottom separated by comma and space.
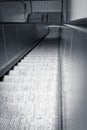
0, 26, 62, 130
1, 24, 87, 130
0, 0, 87, 130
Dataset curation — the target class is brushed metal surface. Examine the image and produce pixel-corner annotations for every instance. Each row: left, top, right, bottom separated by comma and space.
61, 26, 87, 130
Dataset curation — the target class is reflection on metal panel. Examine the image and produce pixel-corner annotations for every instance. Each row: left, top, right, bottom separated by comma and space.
61, 26, 87, 130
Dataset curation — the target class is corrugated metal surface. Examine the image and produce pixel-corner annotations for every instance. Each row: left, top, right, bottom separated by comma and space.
32, 0, 61, 12
0, 0, 62, 24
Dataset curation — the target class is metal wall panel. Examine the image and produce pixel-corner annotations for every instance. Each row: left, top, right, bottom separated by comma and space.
67, 0, 87, 23
17, 24, 38, 50
61, 25, 87, 130
0, 26, 7, 69
4, 25, 19, 60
